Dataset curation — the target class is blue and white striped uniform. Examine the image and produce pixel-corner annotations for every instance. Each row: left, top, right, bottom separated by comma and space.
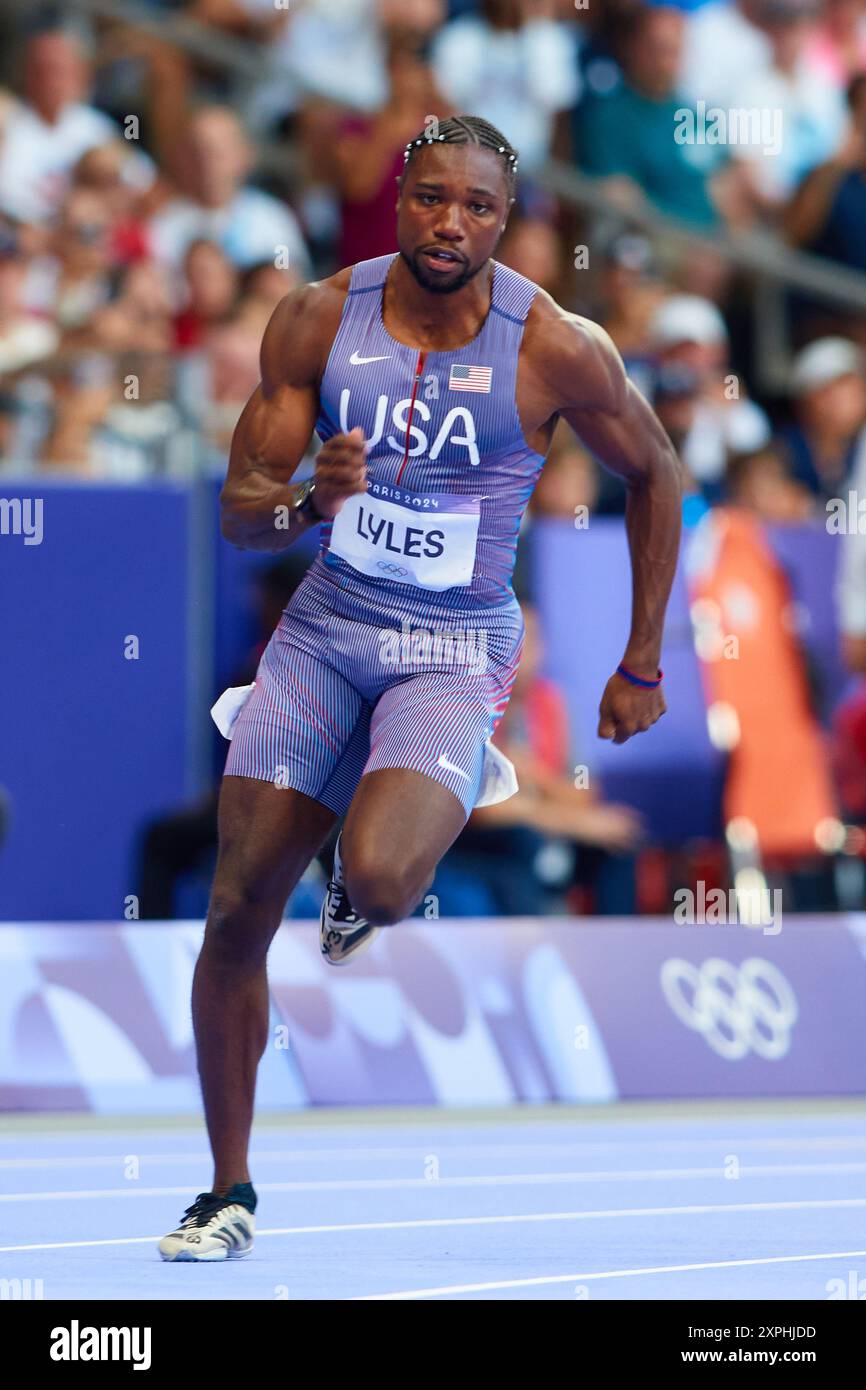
225, 253, 545, 815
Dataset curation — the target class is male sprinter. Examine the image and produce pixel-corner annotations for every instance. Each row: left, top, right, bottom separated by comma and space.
158, 116, 683, 1260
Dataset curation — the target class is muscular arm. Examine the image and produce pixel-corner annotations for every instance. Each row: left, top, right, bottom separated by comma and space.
533, 309, 685, 740
219, 286, 322, 551
556, 316, 684, 678
784, 159, 848, 247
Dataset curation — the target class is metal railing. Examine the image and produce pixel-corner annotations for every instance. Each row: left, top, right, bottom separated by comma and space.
35, 0, 866, 387
536, 162, 866, 391
67, 0, 264, 78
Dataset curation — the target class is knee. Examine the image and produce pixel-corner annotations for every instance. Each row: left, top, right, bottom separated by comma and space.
203, 887, 281, 970
343, 850, 422, 927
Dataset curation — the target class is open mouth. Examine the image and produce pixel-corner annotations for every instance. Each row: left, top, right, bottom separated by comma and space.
420, 248, 464, 271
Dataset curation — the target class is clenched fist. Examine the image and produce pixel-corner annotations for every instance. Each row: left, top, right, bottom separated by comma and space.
597, 671, 666, 745
312, 427, 368, 518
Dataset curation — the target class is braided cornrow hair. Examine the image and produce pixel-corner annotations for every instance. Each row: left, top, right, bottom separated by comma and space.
400, 115, 519, 196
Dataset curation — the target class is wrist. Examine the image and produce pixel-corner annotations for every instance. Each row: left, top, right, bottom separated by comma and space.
292, 479, 326, 526
617, 661, 663, 689
621, 649, 661, 678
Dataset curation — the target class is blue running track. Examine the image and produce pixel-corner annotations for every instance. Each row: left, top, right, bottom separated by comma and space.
1, 1102, 865, 1300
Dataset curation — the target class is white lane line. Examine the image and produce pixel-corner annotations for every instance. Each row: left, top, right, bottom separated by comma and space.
2, 1161, 866, 1203
356, 1249, 866, 1300
2, 1196, 865, 1253
2, 1108, 862, 1146
3, 1135, 866, 1170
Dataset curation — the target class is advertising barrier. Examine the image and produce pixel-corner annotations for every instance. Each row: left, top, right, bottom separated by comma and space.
2, 915, 864, 1112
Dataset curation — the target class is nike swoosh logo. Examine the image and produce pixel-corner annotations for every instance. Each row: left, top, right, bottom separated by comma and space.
437, 754, 470, 781
349, 351, 392, 365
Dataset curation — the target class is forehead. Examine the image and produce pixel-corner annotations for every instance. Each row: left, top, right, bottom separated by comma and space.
405, 141, 510, 196
29, 35, 83, 69
634, 10, 684, 46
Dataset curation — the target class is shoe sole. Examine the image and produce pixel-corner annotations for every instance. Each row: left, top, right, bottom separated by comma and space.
158, 1243, 253, 1262
320, 897, 380, 967
320, 925, 381, 966
322, 927, 380, 967
320, 834, 383, 966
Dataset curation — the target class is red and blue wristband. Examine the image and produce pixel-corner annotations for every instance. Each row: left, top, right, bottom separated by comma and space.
616, 663, 663, 689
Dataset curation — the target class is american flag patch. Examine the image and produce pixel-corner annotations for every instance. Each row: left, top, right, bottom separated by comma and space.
449, 363, 493, 393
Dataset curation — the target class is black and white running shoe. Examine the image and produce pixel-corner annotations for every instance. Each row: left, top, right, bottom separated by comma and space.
319, 832, 380, 967
158, 1183, 256, 1262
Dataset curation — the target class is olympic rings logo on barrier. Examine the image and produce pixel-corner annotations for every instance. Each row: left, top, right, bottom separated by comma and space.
659, 957, 799, 1060
376, 561, 410, 577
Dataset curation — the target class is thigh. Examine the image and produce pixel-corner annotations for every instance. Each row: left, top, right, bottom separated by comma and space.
211, 774, 338, 913
224, 623, 369, 818
362, 670, 501, 816
341, 766, 467, 893
341, 600, 526, 884
341, 671, 501, 886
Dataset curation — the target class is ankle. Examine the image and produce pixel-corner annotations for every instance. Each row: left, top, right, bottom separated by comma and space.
213, 1178, 250, 1195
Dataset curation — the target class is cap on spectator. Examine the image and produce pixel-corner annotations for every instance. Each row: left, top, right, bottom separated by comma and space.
651, 295, 728, 348
790, 337, 865, 393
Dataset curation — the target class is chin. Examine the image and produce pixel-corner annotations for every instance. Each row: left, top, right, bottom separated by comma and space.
416, 273, 469, 295
402, 250, 480, 295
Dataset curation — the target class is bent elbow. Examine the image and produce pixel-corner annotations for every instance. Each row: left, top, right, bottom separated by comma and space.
219, 490, 246, 546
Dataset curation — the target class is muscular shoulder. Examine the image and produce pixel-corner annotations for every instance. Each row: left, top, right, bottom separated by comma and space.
522, 291, 628, 415
260, 268, 352, 394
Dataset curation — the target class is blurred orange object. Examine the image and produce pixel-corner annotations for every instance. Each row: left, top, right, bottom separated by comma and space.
687, 507, 839, 858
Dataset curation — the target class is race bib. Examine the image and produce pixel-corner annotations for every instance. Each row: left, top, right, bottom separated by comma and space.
326, 477, 481, 591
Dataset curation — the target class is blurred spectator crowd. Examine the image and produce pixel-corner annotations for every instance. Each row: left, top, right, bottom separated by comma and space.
2, 0, 866, 914
1, 0, 866, 496
1, 1, 866, 511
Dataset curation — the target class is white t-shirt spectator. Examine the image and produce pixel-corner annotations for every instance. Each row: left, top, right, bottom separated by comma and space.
679, 2, 771, 112
0, 316, 58, 373
680, 3, 845, 201
244, 0, 387, 131
683, 397, 772, 485
0, 101, 137, 224
732, 63, 846, 203
148, 188, 312, 277
431, 17, 580, 172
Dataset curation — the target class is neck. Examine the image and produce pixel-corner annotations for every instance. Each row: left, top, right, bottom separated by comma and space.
630, 77, 669, 101
385, 254, 494, 350
197, 190, 233, 211
806, 422, 848, 460
31, 98, 64, 126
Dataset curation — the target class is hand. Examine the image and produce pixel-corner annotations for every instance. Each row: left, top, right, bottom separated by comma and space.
312, 427, 368, 518
568, 801, 644, 853
598, 671, 666, 744
499, 743, 545, 790
597, 174, 646, 215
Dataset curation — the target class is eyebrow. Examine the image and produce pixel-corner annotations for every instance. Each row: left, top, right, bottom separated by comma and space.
413, 180, 500, 200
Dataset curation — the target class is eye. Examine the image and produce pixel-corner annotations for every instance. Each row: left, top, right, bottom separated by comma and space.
418, 193, 439, 205
469, 203, 491, 216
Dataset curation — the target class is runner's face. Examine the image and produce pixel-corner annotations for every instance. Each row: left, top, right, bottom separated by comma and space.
396, 145, 511, 294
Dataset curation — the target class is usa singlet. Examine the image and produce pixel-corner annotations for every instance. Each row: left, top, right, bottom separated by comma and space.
223, 253, 546, 816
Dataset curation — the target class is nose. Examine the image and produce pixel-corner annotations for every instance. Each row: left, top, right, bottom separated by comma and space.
431, 202, 464, 241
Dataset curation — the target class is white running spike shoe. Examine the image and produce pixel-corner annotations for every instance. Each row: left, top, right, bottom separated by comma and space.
319, 832, 381, 967
158, 1184, 256, 1262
